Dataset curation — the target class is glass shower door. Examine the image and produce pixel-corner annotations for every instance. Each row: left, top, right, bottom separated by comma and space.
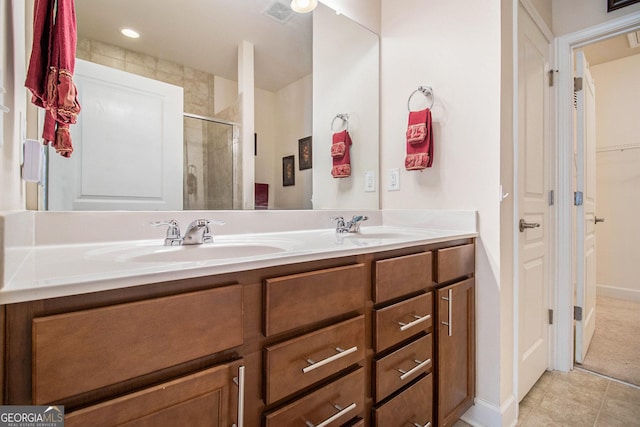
183, 115, 236, 210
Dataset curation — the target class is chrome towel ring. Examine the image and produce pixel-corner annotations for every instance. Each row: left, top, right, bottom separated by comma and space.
331, 113, 349, 132
407, 86, 434, 111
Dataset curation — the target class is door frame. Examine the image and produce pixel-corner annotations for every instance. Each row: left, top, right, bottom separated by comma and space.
553, 10, 640, 372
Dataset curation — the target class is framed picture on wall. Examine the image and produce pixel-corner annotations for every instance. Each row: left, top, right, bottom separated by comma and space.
282, 155, 295, 186
608, 0, 640, 11
298, 136, 312, 170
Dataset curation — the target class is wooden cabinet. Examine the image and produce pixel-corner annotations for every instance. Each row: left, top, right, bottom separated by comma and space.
264, 367, 365, 427
435, 244, 476, 427
374, 334, 432, 402
374, 373, 433, 427
371, 252, 435, 427
263, 264, 365, 336
65, 361, 244, 427
32, 285, 243, 404
264, 316, 365, 404
263, 265, 366, 422
374, 292, 433, 353
1, 237, 475, 427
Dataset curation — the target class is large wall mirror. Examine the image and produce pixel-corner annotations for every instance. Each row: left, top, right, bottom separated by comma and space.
37, 0, 379, 211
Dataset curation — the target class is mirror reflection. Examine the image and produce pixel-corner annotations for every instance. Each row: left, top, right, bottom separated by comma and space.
40, 0, 379, 211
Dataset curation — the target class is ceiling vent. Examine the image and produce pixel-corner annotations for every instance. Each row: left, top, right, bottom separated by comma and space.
263, 1, 294, 24
627, 30, 640, 49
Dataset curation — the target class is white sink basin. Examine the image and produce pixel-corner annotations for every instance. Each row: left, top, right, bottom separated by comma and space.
127, 243, 287, 263
86, 238, 296, 264
338, 231, 414, 239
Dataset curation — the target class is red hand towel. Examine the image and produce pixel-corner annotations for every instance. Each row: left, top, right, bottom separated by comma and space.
405, 108, 433, 170
25, 0, 81, 158
331, 130, 352, 178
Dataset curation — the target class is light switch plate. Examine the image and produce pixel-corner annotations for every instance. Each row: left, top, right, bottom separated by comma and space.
364, 171, 375, 192
388, 168, 400, 191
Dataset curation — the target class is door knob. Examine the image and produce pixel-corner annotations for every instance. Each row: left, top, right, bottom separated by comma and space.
519, 219, 541, 232
595, 216, 605, 224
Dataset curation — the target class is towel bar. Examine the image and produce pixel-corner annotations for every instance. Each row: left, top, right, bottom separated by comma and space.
407, 86, 434, 111
331, 113, 349, 132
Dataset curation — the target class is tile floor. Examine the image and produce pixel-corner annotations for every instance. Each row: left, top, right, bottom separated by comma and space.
454, 368, 640, 426
518, 369, 640, 426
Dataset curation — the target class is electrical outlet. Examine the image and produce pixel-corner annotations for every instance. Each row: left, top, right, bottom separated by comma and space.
364, 171, 375, 192
388, 168, 400, 191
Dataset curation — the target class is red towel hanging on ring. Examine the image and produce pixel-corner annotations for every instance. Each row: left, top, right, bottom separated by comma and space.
331, 130, 352, 178
405, 108, 433, 170
25, 0, 81, 158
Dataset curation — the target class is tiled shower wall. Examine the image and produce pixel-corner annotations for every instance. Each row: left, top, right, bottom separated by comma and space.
76, 38, 239, 209
76, 37, 216, 117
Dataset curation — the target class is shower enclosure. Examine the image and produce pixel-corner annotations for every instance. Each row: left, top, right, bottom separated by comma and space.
183, 114, 238, 210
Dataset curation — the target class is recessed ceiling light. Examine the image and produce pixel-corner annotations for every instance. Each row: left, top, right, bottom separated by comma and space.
120, 28, 140, 39
290, 0, 317, 13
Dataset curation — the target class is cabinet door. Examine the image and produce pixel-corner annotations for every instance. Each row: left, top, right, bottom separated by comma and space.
65, 361, 245, 427
436, 278, 475, 427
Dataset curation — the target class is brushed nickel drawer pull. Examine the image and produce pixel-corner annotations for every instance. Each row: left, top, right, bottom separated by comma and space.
302, 346, 358, 374
398, 314, 431, 331
305, 402, 357, 427
412, 422, 431, 427
441, 288, 452, 336
231, 365, 245, 427
397, 358, 432, 380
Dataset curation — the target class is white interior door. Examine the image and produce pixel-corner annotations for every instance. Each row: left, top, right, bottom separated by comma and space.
48, 59, 183, 210
517, 4, 550, 400
574, 51, 597, 364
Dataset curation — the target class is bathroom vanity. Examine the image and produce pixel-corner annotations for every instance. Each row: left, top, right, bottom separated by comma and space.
0, 210, 476, 426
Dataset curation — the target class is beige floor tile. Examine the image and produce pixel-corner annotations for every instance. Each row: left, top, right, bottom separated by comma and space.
453, 420, 472, 427
596, 382, 640, 427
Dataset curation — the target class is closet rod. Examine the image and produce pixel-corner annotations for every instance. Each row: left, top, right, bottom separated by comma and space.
596, 143, 640, 153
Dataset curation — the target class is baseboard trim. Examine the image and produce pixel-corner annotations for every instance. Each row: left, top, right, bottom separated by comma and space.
461, 395, 517, 427
596, 284, 640, 303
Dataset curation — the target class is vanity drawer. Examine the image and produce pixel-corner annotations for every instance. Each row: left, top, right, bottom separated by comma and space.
374, 292, 432, 352
264, 316, 365, 404
264, 264, 365, 336
65, 361, 242, 427
374, 251, 432, 303
373, 373, 433, 427
374, 333, 433, 402
32, 285, 243, 404
436, 243, 475, 283
264, 367, 364, 427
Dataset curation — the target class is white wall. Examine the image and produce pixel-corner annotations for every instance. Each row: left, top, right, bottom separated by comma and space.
1, 0, 27, 212
312, 3, 380, 210
590, 53, 640, 300
380, 0, 506, 423
553, 0, 640, 36
274, 75, 313, 209
213, 75, 238, 115
319, 0, 381, 34
254, 88, 277, 208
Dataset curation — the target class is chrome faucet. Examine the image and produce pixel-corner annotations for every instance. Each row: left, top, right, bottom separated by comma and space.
331, 215, 369, 233
151, 220, 183, 246
152, 219, 225, 246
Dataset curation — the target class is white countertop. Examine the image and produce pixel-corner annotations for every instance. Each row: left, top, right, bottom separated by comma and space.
0, 210, 477, 304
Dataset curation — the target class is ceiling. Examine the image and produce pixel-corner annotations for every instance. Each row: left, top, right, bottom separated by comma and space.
580, 29, 640, 66
75, 0, 313, 92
